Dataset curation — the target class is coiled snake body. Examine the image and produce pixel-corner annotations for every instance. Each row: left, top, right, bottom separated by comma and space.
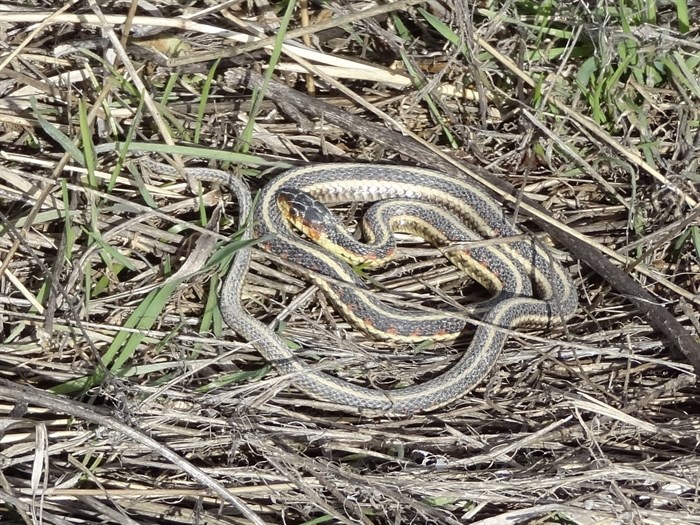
146, 161, 577, 414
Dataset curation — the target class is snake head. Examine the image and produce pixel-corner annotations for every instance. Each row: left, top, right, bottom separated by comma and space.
276, 188, 332, 242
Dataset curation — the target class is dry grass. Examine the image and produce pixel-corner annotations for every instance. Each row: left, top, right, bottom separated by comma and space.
1, 1, 700, 524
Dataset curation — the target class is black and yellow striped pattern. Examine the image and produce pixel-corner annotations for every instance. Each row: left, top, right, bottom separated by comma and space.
145, 160, 578, 414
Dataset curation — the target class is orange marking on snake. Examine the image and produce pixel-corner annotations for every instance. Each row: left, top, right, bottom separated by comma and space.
303, 226, 323, 242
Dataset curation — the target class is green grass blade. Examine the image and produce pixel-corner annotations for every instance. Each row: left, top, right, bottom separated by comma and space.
106, 141, 292, 169
676, 0, 689, 33
52, 282, 179, 394
195, 60, 220, 144
78, 98, 97, 188
31, 98, 85, 166
238, 0, 297, 153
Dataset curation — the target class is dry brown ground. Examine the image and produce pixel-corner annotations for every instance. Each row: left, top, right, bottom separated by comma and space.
1, 1, 700, 524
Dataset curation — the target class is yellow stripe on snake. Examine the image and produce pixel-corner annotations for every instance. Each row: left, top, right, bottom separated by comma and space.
144, 161, 577, 414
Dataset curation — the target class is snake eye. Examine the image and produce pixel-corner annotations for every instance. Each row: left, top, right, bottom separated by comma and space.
277, 189, 304, 223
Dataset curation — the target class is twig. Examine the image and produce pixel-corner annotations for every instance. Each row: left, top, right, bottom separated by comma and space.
0, 379, 265, 525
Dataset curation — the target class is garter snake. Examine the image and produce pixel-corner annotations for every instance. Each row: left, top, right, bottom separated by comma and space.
145, 161, 577, 414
